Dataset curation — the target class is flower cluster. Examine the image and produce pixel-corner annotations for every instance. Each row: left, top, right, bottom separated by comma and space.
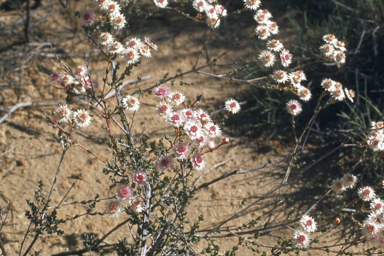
330, 173, 357, 194
100, 34, 158, 65
106, 172, 148, 217
192, 0, 228, 29
92, 0, 127, 30
320, 34, 347, 64
357, 185, 384, 247
153, 84, 236, 171
54, 104, 93, 128
321, 78, 355, 102
367, 121, 384, 151
51, 65, 92, 95
291, 214, 317, 249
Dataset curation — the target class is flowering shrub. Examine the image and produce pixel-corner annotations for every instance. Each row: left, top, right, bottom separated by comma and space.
1, 0, 384, 255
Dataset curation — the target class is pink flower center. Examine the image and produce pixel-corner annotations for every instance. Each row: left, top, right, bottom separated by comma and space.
172, 114, 180, 121
368, 224, 375, 233
173, 94, 181, 100
79, 113, 87, 122
210, 126, 216, 132
178, 146, 185, 152
160, 105, 168, 112
116, 17, 123, 24
84, 14, 92, 21
120, 187, 131, 197
364, 189, 370, 196
290, 104, 297, 111
196, 156, 203, 164
306, 220, 313, 226
230, 102, 237, 108
130, 41, 137, 47
110, 203, 118, 211
128, 51, 134, 58
209, 8, 215, 13
59, 109, 68, 117
298, 235, 306, 243
133, 199, 141, 206
191, 126, 198, 133
376, 203, 382, 209
137, 174, 144, 181
77, 67, 83, 74
185, 111, 193, 118
263, 9, 268, 14
161, 159, 169, 166
198, 1, 203, 6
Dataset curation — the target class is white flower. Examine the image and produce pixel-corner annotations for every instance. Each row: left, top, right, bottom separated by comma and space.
153, 0, 168, 8
207, 14, 221, 29
334, 40, 347, 52
361, 220, 381, 239
331, 88, 345, 101
320, 44, 335, 57
267, 21, 278, 34
272, 70, 288, 83
258, 50, 275, 67
267, 39, 284, 52
180, 108, 196, 120
358, 186, 376, 202
112, 14, 127, 30
286, 100, 302, 116
297, 86, 312, 102
167, 111, 185, 127
122, 95, 140, 111
184, 120, 203, 139
254, 9, 271, 24
323, 34, 337, 44
144, 37, 158, 50
330, 178, 346, 194
333, 50, 346, 64
225, 99, 241, 114
244, 0, 261, 10
109, 41, 125, 54
105, 200, 123, 218
96, 0, 111, 10
129, 197, 144, 213
300, 215, 317, 233
100, 32, 114, 46
371, 198, 384, 213
345, 88, 355, 103
55, 104, 72, 124
126, 38, 143, 50
341, 173, 357, 189
122, 48, 140, 65
204, 122, 222, 137
321, 78, 336, 92
255, 25, 271, 40
192, 153, 206, 170
292, 230, 311, 249
280, 49, 292, 67
215, 5, 227, 17
139, 44, 151, 58
168, 91, 185, 105
156, 101, 173, 118
74, 109, 92, 127
193, 0, 207, 12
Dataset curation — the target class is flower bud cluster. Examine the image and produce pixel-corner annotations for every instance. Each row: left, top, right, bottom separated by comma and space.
320, 34, 347, 64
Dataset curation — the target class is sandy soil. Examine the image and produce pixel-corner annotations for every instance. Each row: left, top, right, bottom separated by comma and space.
0, 0, 374, 255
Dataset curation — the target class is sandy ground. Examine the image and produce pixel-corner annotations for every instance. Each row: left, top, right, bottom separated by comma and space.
0, 0, 375, 255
